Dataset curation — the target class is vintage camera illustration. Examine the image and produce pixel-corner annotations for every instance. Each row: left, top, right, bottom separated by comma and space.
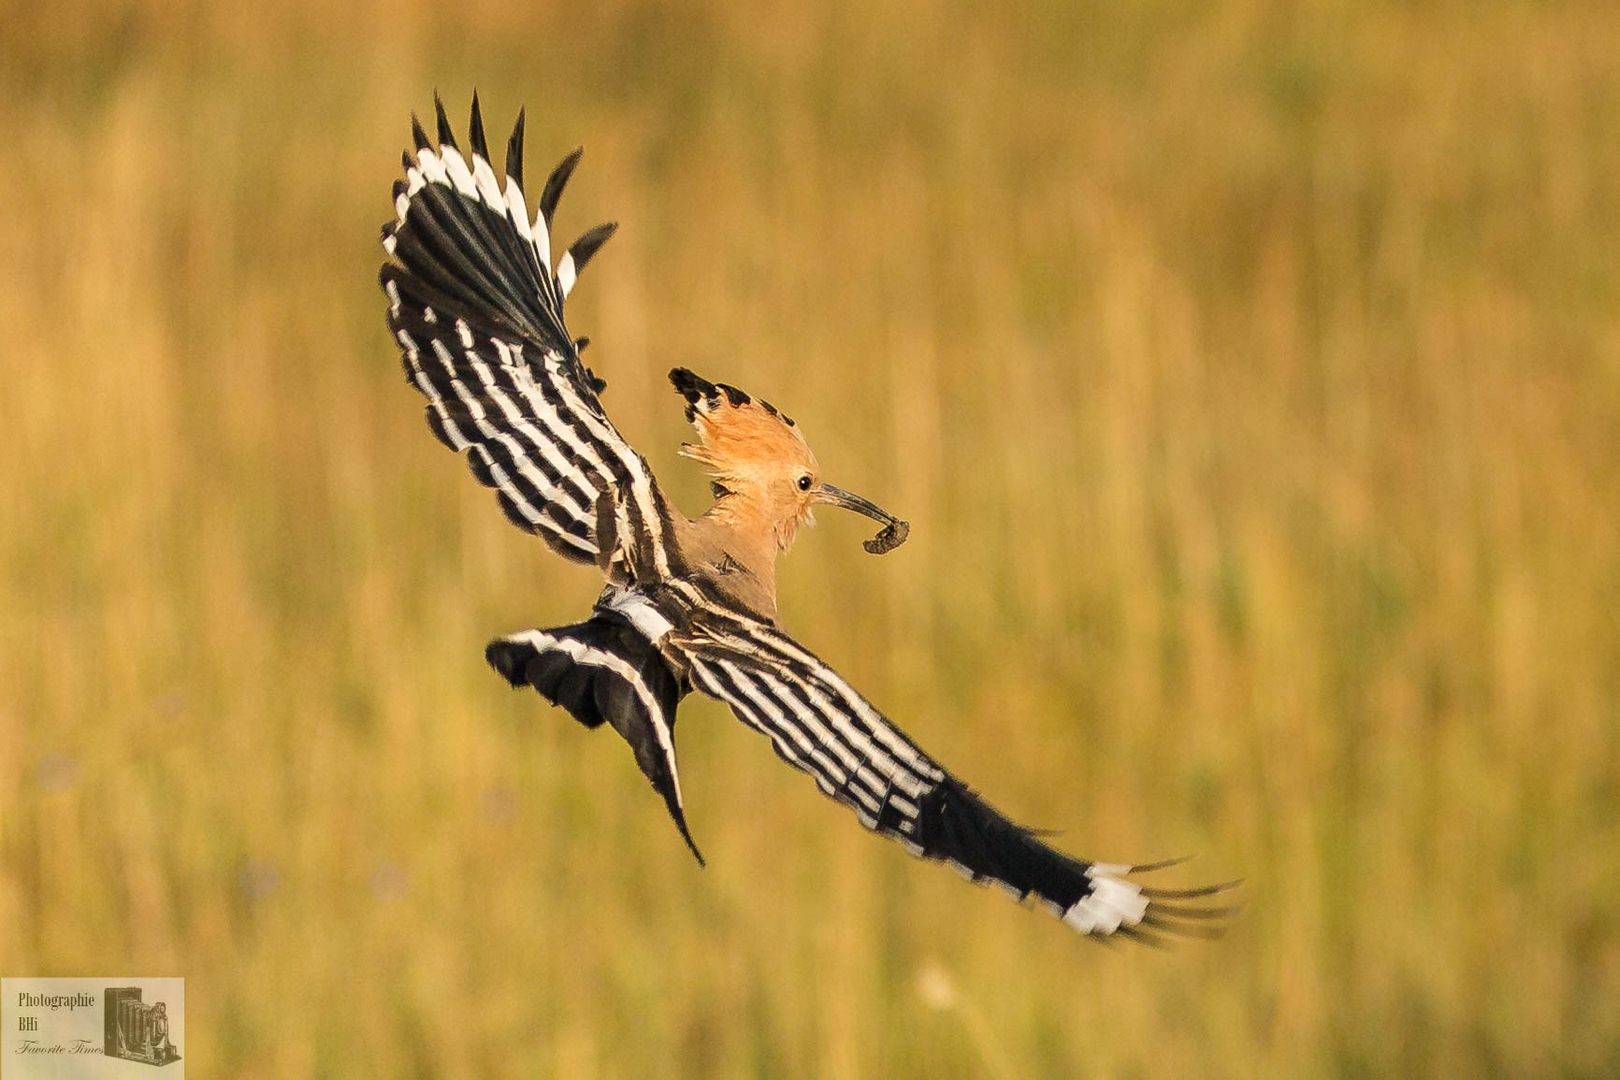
104, 987, 181, 1067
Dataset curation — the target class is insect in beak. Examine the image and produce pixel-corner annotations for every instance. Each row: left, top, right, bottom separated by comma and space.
815, 484, 910, 555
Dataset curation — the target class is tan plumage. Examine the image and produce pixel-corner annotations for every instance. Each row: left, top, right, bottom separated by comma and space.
669, 367, 907, 618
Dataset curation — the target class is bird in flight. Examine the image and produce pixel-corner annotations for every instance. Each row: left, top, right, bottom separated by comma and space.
380, 94, 1233, 942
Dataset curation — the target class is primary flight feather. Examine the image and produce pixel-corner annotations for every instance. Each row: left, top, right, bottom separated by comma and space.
380, 93, 1233, 942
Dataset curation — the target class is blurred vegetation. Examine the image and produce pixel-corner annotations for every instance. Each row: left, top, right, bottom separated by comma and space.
3, 0, 1619, 1076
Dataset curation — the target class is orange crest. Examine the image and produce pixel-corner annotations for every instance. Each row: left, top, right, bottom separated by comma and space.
669, 368, 818, 491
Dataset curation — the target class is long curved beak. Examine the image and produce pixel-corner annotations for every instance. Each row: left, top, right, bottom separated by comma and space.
815, 484, 910, 555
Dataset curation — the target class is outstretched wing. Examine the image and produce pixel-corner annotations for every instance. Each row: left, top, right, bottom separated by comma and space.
670, 589, 1232, 942
380, 94, 681, 582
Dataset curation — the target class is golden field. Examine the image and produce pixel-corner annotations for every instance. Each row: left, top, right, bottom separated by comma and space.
2, 1, 1618, 1075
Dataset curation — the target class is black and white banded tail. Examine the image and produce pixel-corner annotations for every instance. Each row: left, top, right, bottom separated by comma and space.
487, 611, 701, 864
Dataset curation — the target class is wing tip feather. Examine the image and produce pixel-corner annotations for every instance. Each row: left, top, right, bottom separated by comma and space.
468, 90, 490, 161
433, 90, 457, 149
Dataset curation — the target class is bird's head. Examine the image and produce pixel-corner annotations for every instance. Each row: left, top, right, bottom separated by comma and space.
670, 368, 908, 555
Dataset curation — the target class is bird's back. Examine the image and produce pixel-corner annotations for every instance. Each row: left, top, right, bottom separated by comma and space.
670, 509, 784, 621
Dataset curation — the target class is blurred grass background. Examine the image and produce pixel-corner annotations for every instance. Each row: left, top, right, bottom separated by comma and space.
2, 0, 1619, 1075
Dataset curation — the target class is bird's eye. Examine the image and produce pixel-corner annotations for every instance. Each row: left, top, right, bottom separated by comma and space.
797, 475, 813, 492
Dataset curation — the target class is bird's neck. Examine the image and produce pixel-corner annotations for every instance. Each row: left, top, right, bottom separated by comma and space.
687, 496, 789, 613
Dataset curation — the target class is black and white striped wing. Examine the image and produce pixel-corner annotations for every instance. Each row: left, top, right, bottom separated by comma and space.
675, 611, 1230, 941
380, 95, 680, 582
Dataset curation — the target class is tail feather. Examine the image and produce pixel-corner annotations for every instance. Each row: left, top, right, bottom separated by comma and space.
488, 630, 611, 728
487, 615, 702, 864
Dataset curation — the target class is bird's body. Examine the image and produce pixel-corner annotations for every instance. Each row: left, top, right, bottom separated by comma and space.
381, 94, 1231, 942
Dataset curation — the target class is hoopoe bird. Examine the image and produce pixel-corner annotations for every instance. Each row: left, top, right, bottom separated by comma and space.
380, 95, 1234, 943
